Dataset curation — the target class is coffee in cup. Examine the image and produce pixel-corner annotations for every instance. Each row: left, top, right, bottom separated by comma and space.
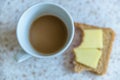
29, 15, 68, 54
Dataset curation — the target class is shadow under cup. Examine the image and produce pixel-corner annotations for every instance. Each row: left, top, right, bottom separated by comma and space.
17, 3, 74, 58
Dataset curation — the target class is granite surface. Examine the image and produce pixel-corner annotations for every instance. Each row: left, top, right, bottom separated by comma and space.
0, 0, 120, 80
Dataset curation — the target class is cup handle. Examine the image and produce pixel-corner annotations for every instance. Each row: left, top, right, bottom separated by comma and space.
15, 52, 32, 63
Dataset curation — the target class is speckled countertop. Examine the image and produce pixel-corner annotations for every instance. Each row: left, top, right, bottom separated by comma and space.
0, 0, 120, 80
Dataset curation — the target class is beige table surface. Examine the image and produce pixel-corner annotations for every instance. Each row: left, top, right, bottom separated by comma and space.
0, 0, 120, 80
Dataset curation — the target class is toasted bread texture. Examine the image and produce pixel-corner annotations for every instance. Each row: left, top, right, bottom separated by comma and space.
73, 23, 115, 75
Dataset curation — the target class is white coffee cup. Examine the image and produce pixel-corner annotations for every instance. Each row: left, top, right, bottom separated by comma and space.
16, 3, 74, 62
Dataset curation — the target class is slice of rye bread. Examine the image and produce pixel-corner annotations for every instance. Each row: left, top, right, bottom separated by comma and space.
73, 22, 115, 75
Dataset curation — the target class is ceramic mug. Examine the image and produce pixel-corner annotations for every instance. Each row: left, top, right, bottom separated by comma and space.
16, 3, 74, 62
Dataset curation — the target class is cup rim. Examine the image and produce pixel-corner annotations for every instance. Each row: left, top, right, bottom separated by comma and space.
17, 2, 74, 58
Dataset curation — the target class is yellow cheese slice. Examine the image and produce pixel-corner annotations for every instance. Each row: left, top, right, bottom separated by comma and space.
74, 48, 102, 69
79, 29, 103, 48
